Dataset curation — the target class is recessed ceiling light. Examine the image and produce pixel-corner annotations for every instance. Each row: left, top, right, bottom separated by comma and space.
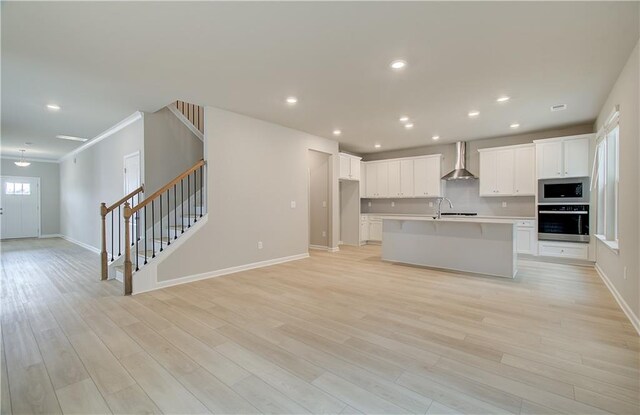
374, 144, 381, 148
510, 123, 520, 129
285, 96, 298, 104
404, 123, 414, 129
56, 135, 88, 142
390, 60, 407, 70
551, 104, 567, 112
496, 96, 510, 103
47, 104, 61, 111
333, 129, 342, 136
468, 111, 480, 118
432, 135, 440, 140
399, 116, 409, 123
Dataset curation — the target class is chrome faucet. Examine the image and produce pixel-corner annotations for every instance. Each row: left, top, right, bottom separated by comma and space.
435, 197, 453, 219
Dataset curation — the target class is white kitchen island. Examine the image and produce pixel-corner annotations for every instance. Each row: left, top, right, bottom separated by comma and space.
381, 216, 517, 278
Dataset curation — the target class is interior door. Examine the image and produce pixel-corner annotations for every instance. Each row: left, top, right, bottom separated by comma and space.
0, 176, 39, 239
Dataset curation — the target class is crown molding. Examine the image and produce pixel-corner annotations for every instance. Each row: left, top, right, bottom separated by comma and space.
1, 156, 60, 164
58, 111, 144, 162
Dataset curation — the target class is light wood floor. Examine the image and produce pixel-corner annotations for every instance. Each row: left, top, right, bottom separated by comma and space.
1, 238, 638, 415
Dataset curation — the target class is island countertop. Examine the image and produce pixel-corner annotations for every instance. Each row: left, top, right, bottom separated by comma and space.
377, 215, 521, 225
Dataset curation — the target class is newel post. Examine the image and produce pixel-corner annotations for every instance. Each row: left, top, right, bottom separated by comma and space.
100, 203, 108, 280
123, 202, 133, 295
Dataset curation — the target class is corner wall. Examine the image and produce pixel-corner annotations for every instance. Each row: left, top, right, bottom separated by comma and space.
155, 107, 339, 283
594, 40, 639, 328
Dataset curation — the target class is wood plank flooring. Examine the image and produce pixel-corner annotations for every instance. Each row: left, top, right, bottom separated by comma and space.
1, 237, 638, 414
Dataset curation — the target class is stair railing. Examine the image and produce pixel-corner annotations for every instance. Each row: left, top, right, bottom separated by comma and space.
175, 100, 204, 134
100, 185, 144, 280
122, 159, 205, 295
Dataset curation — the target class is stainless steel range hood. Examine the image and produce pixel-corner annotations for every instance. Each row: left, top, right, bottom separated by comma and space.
442, 141, 477, 180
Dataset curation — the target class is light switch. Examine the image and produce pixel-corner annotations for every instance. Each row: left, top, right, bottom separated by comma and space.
322, 201, 327, 208
290, 201, 296, 208
322, 231, 326, 237
429, 202, 433, 207
368, 201, 372, 207
502, 201, 507, 208
257, 241, 263, 249
391, 201, 395, 207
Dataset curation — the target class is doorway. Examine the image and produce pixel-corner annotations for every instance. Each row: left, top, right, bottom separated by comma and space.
0, 176, 40, 239
308, 150, 330, 249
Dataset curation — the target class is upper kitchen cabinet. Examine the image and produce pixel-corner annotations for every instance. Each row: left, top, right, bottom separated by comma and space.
479, 144, 534, 196
534, 135, 592, 179
363, 155, 442, 198
339, 153, 362, 181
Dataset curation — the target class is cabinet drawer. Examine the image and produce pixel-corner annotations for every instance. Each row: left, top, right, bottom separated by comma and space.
538, 241, 588, 260
516, 220, 535, 228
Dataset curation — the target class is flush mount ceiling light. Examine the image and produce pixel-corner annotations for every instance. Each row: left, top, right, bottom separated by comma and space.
551, 104, 567, 112
468, 111, 480, 118
432, 135, 440, 140
374, 144, 381, 148
46, 104, 61, 111
285, 96, 298, 104
56, 135, 88, 142
399, 116, 409, 123
510, 123, 520, 129
14, 150, 31, 167
390, 60, 407, 70
496, 96, 510, 103
332, 129, 342, 136
404, 123, 414, 129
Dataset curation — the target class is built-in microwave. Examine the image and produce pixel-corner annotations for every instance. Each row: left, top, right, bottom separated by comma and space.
538, 177, 590, 204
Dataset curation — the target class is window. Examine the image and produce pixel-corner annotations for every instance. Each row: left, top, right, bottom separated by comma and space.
5, 182, 31, 195
593, 109, 619, 250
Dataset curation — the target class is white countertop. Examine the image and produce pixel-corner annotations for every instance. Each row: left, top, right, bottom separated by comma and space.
377, 215, 522, 225
362, 213, 535, 221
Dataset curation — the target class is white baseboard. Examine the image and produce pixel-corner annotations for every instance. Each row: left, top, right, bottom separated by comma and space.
39, 234, 62, 239
595, 263, 640, 335
134, 252, 309, 295
328, 246, 340, 253
309, 244, 340, 252
60, 234, 101, 255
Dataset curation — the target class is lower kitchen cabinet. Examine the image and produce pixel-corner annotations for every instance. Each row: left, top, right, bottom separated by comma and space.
538, 240, 589, 260
361, 215, 382, 242
515, 220, 536, 255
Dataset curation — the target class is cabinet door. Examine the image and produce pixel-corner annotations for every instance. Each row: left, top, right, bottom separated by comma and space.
563, 137, 590, 178
479, 150, 498, 196
359, 162, 366, 196
387, 161, 402, 197
514, 146, 535, 195
369, 221, 382, 241
516, 227, 534, 254
400, 160, 414, 197
413, 158, 429, 197
339, 155, 350, 179
365, 163, 377, 197
350, 158, 361, 181
360, 220, 369, 241
537, 141, 563, 179
495, 149, 515, 195
376, 162, 389, 197
424, 157, 442, 197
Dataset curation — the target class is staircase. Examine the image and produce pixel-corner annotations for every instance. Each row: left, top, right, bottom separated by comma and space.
174, 100, 204, 135
101, 159, 206, 295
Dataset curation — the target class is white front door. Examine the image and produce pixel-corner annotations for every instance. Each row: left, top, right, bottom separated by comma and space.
0, 176, 40, 239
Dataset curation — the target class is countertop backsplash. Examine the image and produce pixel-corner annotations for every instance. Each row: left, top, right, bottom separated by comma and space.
361, 179, 535, 217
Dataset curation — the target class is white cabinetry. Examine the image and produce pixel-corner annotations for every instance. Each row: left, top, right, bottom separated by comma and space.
364, 155, 442, 199
515, 220, 536, 255
538, 241, 588, 260
360, 215, 369, 243
479, 144, 534, 196
535, 135, 591, 179
339, 153, 362, 181
360, 215, 383, 242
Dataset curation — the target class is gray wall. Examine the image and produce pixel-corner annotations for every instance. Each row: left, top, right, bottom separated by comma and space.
361, 123, 593, 217
59, 118, 144, 249
309, 150, 330, 247
1, 159, 60, 235
144, 107, 203, 195
594, 41, 639, 321
156, 106, 339, 282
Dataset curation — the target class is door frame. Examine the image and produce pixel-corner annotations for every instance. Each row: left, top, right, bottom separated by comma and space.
307, 149, 332, 250
0, 175, 41, 239
123, 150, 142, 198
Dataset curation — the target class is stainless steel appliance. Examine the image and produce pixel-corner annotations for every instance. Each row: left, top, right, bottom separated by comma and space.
442, 142, 477, 180
538, 177, 589, 204
538, 204, 589, 242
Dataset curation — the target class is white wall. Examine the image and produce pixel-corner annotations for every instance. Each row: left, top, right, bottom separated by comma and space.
59, 117, 144, 250
155, 106, 339, 283
594, 41, 639, 327
1, 159, 60, 235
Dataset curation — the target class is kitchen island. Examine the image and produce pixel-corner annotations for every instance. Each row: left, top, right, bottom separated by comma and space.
381, 216, 517, 278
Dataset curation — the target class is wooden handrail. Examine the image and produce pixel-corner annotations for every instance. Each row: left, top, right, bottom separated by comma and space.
127, 159, 205, 216
105, 185, 145, 213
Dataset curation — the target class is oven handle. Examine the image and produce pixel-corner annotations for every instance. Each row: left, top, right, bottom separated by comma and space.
538, 211, 588, 214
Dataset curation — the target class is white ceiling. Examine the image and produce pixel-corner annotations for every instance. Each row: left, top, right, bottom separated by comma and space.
2, 1, 638, 159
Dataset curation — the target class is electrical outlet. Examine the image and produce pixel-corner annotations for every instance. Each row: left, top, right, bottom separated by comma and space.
428, 202, 433, 207
624, 266, 628, 280
502, 201, 507, 208
368, 201, 372, 207
322, 231, 326, 237
290, 201, 296, 208
391, 201, 395, 207
322, 201, 327, 208
257, 241, 263, 250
